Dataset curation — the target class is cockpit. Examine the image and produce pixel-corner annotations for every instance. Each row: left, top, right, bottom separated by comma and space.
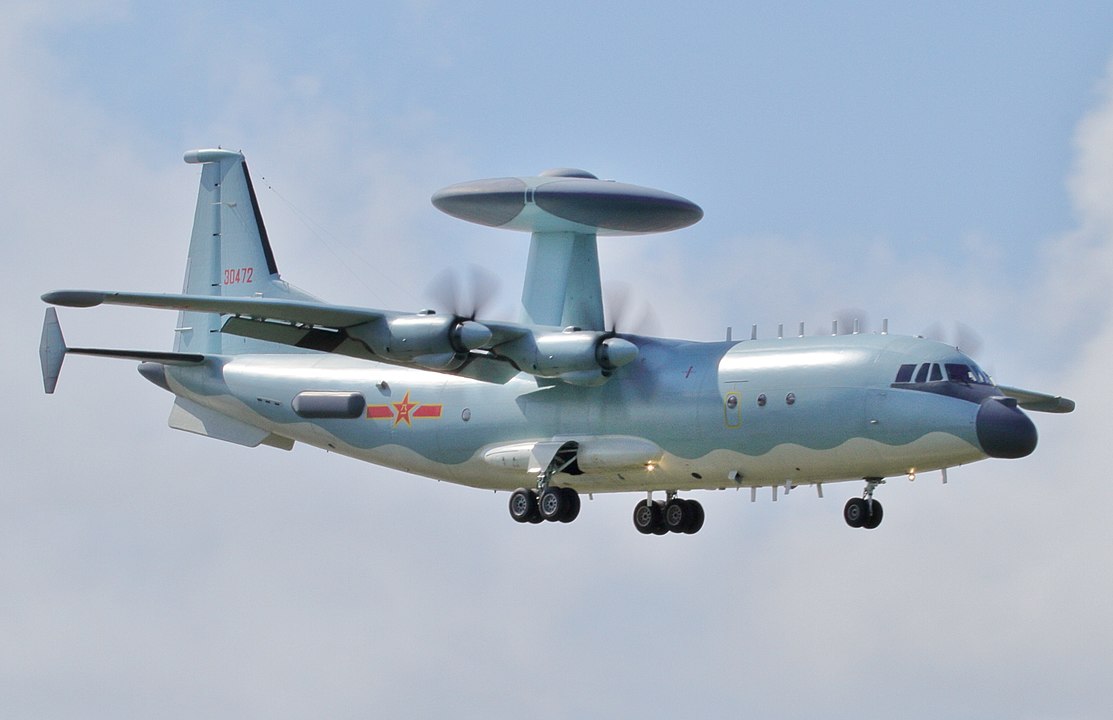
891, 360, 997, 404
894, 362, 993, 386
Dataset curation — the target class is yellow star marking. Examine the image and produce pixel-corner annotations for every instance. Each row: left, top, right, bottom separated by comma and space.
392, 391, 416, 427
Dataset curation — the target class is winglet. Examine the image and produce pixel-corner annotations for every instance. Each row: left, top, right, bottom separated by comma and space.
40, 307, 67, 393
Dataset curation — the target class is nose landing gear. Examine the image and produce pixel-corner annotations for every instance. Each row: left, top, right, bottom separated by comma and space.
844, 478, 885, 529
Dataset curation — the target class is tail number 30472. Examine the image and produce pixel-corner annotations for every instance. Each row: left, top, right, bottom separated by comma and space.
223, 267, 254, 285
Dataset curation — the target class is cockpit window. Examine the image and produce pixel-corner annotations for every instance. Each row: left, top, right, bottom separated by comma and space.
896, 361, 993, 385
945, 363, 992, 385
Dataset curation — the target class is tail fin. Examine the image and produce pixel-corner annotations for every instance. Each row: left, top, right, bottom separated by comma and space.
177, 149, 316, 354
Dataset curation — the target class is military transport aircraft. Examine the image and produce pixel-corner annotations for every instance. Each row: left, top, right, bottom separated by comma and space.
40, 149, 1075, 534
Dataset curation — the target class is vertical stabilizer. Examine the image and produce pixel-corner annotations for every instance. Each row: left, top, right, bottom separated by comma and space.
177, 149, 315, 354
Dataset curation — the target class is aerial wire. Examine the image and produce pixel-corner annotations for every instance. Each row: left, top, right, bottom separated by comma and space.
259, 175, 423, 310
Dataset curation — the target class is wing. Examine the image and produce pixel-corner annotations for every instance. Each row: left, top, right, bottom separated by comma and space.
41, 290, 385, 326
42, 290, 639, 386
997, 385, 1076, 413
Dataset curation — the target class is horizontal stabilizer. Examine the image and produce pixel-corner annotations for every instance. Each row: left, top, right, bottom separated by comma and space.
66, 348, 206, 365
39, 307, 205, 394
998, 385, 1076, 413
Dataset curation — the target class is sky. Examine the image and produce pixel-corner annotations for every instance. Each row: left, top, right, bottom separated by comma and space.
4, 1, 1113, 718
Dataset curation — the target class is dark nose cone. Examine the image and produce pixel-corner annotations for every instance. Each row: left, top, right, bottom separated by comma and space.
976, 397, 1038, 459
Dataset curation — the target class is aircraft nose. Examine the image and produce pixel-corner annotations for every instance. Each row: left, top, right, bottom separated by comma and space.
976, 397, 1038, 459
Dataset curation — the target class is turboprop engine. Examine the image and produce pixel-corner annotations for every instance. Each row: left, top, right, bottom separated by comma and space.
500, 329, 639, 386
348, 311, 492, 370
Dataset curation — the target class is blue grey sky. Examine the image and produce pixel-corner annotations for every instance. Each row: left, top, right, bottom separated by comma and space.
4, 2, 1113, 718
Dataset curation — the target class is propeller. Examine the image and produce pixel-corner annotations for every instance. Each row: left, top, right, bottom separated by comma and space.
413, 265, 501, 362
603, 282, 660, 336
428, 264, 501, 320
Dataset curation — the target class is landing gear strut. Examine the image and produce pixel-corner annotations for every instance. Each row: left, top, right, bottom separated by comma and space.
633, 493, 704, 535
844, 478, 884, 529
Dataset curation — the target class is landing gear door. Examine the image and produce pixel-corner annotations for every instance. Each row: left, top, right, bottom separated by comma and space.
528, 441, 567, 474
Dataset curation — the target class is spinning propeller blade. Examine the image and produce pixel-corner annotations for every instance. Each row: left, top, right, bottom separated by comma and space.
428, 264, 501, 320
603, 282, 660, 336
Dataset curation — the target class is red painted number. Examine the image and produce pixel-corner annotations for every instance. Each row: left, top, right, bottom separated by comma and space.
223, 267, 255, 285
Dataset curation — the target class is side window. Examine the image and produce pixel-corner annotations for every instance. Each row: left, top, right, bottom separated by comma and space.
895, 364, 915, 383
930, 363, 943, 381
915, 363, 930, 383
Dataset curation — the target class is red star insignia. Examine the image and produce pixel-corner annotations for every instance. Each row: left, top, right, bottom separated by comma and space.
392, 391, 416, 427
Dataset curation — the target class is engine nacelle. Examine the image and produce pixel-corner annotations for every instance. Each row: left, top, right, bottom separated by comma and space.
348, 312, 492, 367
502, 330, 638, 385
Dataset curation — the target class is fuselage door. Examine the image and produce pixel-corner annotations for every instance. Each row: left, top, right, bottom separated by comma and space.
723, 384, 742, 428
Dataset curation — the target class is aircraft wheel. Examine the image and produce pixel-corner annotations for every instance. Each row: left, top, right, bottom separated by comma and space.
683, 500, 705, 535
632, 499, 661, 534
558, 488, 581, 523
844, 497, 868, 528
862, 499, 883, 530
538, 487, 567, 522
509, 488, 539, 523
664, 498, 692, 533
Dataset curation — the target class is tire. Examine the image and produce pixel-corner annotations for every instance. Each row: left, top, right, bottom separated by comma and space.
862, 499, 884, 529
538, 487, 566, 522
509, 488, 539, 523
651, 501, 669, 535
632, 500, 661, 534
559, 487, 581, 523
664, 499, 690, 533
683, 500, 705, 534
844, 497, 868, 528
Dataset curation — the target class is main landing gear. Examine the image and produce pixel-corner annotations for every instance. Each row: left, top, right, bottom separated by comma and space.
632, 493, 705, 535
508, 486, 706, 535
508, 486, 581, 524
844, 478, 885, 530
509, 442, 584, 524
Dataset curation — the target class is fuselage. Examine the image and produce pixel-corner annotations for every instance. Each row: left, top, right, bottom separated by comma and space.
152, 331, 1031, 495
